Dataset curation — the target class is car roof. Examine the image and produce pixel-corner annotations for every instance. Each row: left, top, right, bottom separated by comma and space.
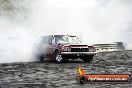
42, 35, 76, 37
54, 35, 76, 37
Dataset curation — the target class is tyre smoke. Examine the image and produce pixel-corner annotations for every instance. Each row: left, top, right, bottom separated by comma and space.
31, 0, 132, 48
0, 0, 36, 63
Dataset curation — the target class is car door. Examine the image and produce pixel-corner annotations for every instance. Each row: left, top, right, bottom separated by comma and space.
39, 36, 47, 57
46, 36, 54, 57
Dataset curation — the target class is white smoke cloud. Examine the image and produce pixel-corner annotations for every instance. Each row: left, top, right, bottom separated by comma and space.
0, 0, 37, 63
0, 20, 36, 63
31, 0, 132, 48
0, 14, 36, 63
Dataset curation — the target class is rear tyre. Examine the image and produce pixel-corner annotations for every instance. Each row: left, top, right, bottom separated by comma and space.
39, 56, 44, 62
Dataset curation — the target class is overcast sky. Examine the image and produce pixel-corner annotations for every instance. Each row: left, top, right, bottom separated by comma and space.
30, 0, 132, 48
0, 0, 132, 48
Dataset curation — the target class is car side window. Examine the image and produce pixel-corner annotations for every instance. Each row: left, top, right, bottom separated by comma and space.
45, 37, 48, 44
46, 36, 52, 44
41, 37, 46, 44
41, 36, 53, 44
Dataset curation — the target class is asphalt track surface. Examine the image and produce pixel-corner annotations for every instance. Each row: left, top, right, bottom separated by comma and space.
0, 50, 132, 88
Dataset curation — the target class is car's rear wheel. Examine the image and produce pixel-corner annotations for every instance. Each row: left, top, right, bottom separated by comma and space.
53, 51, 64, 63
39, 55, 44, 62
82, 56, 93, 63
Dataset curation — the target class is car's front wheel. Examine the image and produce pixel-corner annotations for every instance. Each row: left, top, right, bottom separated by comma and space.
53, 51, 64, 63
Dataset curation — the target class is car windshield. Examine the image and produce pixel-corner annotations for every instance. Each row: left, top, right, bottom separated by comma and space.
55, 35, 81, 44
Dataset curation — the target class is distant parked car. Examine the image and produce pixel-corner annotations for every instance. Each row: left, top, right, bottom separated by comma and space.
34, 35, 96, 63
